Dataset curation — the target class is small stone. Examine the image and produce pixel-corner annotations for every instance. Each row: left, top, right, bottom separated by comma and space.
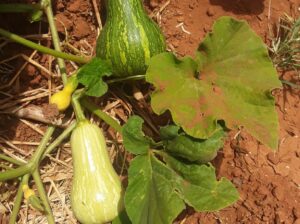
272, 186, 284, 201
294, 219, 300, 224
189, 3, 194, 9
177, 16, 184, 23
175, 10, 184, 16
232, 177, 242, 187
57, 2, 64, 11
232, 169, 242, 177
74, 17, 91, 39
206, 8, 215, 17
68, 1, 81, 12
267, 152, 279, 164
293, 207, 300, 219
244, 154, 255, 166
257, 185, 269, 196
275, 210, 288, 223
274, 163, 290, 177
26, 64, 36, 76
55, 14, 73, 33
150, 0, 159, 9
172, 39, 179, 48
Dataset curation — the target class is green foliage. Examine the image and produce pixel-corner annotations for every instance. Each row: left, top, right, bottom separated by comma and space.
77, 58, 112, 97
112, 210, 131, 224
146, 17, 281, 150
122, 116, 151, 155
125, 155, 185, 224
161, 125, 225, 163
164, 154, 239, 211
122, 116, 239, 224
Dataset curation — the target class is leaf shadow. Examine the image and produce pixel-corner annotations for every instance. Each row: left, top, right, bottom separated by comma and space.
209, 0, 265, 15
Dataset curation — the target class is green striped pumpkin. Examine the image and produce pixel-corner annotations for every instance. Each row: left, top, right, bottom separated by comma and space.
96, 0, 166, 77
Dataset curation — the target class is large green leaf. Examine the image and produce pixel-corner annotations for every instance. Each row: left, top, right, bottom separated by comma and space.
125, 155, 185, 224
162, 125, 225, 163
125, 153, 238, 224
122, 116, 151, 155
163, 154, 239, 211
146, 17, 281, 149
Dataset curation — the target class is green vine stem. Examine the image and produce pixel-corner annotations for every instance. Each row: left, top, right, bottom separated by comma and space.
0, 154, 23, 165
81, 97, 123, 133
44, 0, 68, 83
0, 122, 76, 166
1, 124, 75, 223
29, 127, 55, 170
0, 122, 75, 181
0, 28, 89, 65
106, 74, 146, 84
0, 4, 40, 13
42, 121, 76, 157
0, 164, 31, 182
9, 174, 30, 224
0, 127, 54, 182
1, 157, 52, 224
32, 170, 55, 224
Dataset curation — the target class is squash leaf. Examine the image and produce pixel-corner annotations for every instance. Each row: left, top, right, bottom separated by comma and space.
125, 153, 239, 224
146, 17, 281, 150
125, 155, 185, 224
163, 154, 239, 211
159, 125, 180, 140
162, 125, 225, 163
122, 116, 151, 155
77, 58, 112, 97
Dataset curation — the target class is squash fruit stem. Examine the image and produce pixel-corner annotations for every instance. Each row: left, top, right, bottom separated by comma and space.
72, 89, 86, 122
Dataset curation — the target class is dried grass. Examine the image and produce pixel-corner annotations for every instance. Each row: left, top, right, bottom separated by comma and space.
269, 14, 300, 72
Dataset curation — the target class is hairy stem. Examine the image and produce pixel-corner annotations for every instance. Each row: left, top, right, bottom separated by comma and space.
0, 28, 88, 64
81, 97, 123, 133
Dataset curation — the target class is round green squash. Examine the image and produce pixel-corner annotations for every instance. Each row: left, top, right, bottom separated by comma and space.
96, 0, 166, 77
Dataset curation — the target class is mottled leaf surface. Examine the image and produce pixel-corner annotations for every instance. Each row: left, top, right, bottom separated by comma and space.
146, 17, 281, 149
77, 58, 112, 97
